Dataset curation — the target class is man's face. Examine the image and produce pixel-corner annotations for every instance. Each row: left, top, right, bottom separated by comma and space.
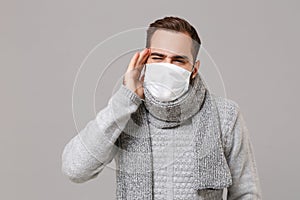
146, 29, 199, 78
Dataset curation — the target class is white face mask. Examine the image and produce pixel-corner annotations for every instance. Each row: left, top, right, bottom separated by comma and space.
143, 62, 193, 102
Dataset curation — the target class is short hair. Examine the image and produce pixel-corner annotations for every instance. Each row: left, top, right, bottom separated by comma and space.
146, 16, 201, 63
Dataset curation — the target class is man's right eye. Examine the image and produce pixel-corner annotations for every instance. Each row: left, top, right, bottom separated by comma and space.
152, 57, 162, 60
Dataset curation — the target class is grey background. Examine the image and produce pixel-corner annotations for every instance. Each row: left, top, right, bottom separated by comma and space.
1, 0, 299, 199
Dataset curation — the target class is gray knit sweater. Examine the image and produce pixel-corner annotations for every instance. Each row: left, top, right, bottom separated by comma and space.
61, 84, 262, 199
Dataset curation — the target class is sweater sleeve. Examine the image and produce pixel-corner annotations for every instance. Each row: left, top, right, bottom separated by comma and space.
225, 109, 263, 199
61, 84, 142, 183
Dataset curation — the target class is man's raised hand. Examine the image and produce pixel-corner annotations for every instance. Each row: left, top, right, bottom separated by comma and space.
123, 48, 150, 99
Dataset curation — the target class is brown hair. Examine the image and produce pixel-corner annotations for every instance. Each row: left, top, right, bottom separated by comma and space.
146, 16, 201, 63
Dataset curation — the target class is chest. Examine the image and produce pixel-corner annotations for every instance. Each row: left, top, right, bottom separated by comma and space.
149, 123, 224, 200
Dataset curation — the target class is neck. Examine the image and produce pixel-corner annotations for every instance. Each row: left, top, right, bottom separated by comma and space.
143, 73, 206, 128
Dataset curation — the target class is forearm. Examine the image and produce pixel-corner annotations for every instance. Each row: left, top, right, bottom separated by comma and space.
61, 84, 142, 183
61, 133, 111, 183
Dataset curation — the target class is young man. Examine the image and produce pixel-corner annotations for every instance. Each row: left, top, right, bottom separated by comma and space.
62, 16, 262, 199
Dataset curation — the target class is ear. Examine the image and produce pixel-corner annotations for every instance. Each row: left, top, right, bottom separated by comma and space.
191, 60, 200, 79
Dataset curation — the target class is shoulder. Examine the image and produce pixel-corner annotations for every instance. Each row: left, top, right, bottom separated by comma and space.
210, 93, 241, 149
211, 94, 240, 133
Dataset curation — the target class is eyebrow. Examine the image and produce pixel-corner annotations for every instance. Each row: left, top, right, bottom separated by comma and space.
150, 52, 190, 61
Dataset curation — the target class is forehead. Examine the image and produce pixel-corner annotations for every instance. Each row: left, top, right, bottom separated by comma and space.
149, 29, 193, 59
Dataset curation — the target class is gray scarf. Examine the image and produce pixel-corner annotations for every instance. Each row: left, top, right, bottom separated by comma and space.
115, 73, 232, 199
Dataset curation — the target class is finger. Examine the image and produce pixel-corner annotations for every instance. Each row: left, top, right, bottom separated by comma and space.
135, 51, 149, 71
140, 52, 150, 67
137, 48, 149, 66
136, 48, 149, 66
127, 52, 140, 72
141, 48, 151, 65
